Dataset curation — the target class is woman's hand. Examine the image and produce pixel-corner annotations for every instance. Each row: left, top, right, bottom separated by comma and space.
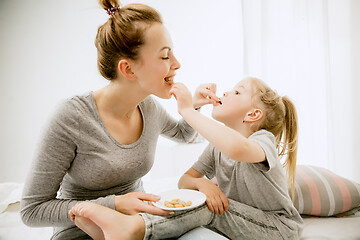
195, 178, 229, 215
169, 82, 194, 114
192, 83, 221, 109
114, 192, 171, 216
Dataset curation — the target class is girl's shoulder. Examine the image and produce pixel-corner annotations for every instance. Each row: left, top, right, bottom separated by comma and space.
249, 130, 279, 170
249, 129, 276, 144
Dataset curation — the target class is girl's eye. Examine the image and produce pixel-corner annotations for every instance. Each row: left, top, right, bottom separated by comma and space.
161, 57, 170, 60
235, 91, 240, 95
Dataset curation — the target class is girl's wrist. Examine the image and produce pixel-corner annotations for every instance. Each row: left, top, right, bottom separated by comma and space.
194, 178, 206, 190
179, 107, 196, 117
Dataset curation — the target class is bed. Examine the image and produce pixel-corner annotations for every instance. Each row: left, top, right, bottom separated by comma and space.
1, 176, 359, 240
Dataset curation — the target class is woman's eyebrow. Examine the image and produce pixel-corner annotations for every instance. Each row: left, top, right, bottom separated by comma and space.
159, 46, 171, 52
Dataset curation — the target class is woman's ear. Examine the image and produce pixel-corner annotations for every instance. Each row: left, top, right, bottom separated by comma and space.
245, 109, 263, 122
118, 59, 137, 80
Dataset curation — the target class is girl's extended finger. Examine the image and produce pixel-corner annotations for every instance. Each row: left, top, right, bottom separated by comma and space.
200, 89, 220, 102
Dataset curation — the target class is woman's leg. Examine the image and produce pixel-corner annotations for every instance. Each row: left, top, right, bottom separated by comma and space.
70, 202, 145, 240
140, 204, 214, 239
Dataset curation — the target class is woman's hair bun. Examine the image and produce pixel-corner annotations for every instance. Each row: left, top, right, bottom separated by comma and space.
99, 0, 121, 10
95, 0, 162, 80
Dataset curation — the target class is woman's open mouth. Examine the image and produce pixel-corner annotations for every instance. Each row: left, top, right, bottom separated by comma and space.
164, 76, 174, 84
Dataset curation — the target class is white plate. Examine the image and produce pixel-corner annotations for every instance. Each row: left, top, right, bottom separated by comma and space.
153, 189, 206, 211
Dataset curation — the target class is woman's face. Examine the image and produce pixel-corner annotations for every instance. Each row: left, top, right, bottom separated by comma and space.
212, 79, 254, 125
132, 23, 181, 99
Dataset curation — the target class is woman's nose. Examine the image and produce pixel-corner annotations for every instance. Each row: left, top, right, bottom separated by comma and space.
171, 55, 181, 70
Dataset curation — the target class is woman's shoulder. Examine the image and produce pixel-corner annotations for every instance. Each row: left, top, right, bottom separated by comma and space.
52, 92, 94, 120
140, 95, 165, 113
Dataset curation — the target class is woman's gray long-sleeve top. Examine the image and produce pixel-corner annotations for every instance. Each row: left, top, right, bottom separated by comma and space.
20, 92, 196, 239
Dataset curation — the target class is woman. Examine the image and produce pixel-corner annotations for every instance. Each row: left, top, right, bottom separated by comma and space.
20, 1, 218, 239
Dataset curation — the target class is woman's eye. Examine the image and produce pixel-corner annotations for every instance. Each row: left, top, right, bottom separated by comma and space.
235, 91, 240, 95
161, 57, 170, 60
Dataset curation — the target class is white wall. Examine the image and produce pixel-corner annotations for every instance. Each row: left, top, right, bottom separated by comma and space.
0, 0, 244, 183
0, 0, 359, 183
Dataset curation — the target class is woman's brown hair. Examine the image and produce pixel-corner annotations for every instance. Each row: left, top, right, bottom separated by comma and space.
96, 0, 162, 80
249, 77, 298, 200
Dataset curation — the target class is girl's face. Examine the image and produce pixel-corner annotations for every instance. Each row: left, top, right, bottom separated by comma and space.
212, 79, 254, 126
132, 23, 180, 99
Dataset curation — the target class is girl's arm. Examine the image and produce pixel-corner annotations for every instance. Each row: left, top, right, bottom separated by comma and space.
157, 83, 220, 143
170, 83, 265, 163
179, 168, 229, 215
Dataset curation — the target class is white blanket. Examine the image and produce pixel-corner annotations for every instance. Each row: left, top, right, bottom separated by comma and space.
0, 182, 24, 213
1, 181, 360, 240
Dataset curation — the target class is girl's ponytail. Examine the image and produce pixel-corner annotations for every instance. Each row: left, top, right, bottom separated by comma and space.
280, 96, 298, 200
250, 78, 299, 201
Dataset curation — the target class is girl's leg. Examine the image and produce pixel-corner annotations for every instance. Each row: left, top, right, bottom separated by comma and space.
70, 202, 145, 240
141, 200, 297, 240
208, 199, 297, 240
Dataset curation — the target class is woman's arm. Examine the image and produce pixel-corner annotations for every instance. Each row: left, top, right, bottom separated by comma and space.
20, 100, 115, 227
178, 168, 229, 215
21, 100, 83, 227
151, 96, 196, 143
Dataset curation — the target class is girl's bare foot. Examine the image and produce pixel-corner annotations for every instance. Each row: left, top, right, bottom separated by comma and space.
70, 202, 145, 240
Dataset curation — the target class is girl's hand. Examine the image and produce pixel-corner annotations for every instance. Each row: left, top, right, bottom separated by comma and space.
192, 83, 221, 109
195, 178, 229, 215
114, 192, 171, 216
169, 82, 194, 114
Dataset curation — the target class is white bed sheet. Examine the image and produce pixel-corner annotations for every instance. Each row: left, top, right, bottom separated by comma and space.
1, 181, 359, 240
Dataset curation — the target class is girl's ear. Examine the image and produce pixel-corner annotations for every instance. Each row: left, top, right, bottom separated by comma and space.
245, 109, 263, 122
118, 59, 137, 80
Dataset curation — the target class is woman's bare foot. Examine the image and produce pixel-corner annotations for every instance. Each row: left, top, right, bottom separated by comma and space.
74, 216, 105, 240
69, 202, 145, 240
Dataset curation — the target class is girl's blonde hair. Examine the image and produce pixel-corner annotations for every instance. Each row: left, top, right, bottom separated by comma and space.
96, 0, 162, 80
248, 77, 298, 200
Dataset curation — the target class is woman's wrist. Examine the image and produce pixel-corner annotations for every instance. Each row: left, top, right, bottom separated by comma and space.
114, 195, 123, 211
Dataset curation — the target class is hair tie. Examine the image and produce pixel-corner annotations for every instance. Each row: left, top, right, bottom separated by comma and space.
106, 7, 120, 16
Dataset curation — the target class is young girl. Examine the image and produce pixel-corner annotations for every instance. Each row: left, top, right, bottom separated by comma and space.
20, 1, 219, 239
69, 77, 303, 240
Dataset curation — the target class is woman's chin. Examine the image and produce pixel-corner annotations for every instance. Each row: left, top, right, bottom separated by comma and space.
154, 91, 172, 99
